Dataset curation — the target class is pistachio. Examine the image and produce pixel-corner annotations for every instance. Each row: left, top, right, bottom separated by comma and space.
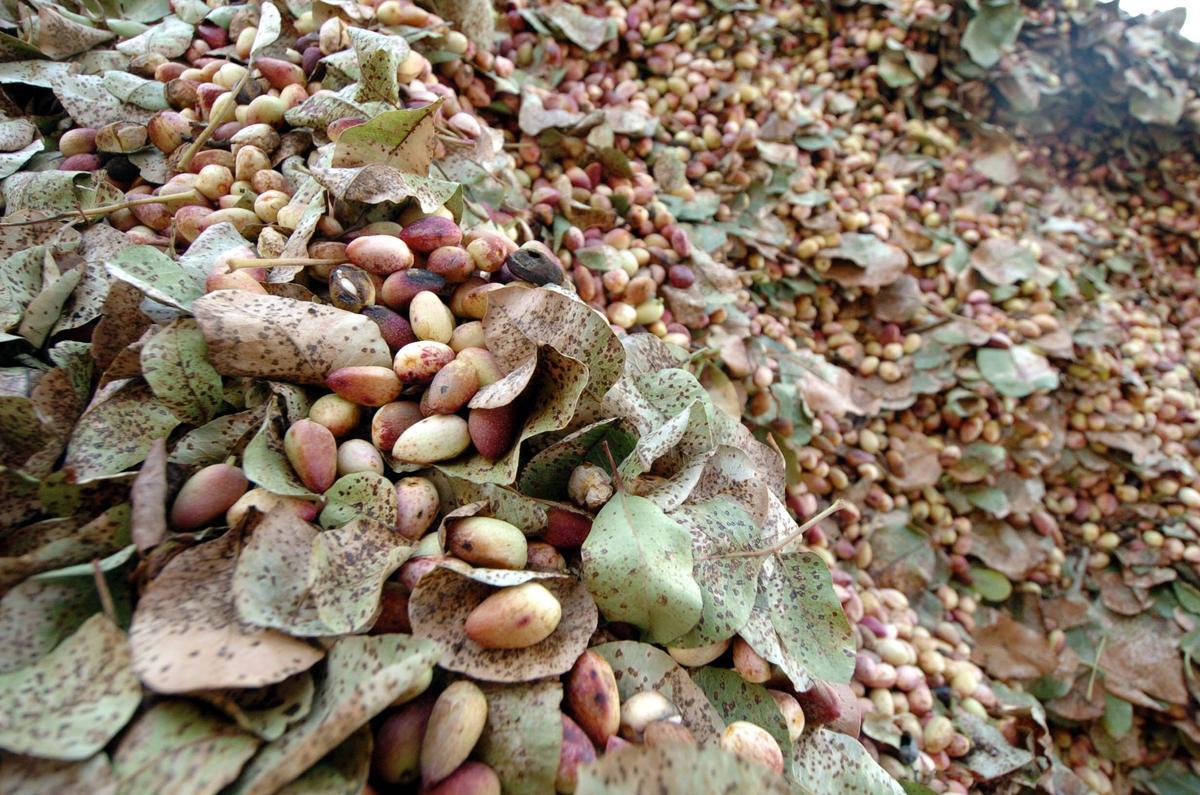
463, 582, 561, 649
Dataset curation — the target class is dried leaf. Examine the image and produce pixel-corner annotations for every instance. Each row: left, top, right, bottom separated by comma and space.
426, 0, 493, 50
235, 507, 412, 636
408, 565, 597, 682
347, 27, 410, 105
130, 528, 324, 693
35, 6, 114, 59
818, 234, 908, 288
0, 614, 140, 760
973, 613, 1059, 681
228, 634, 439, 795
312, 164, 462, 213
319, 472, 399, 528
439, 347, 587, 485
195, 673, 316, 742
0, 545, 132, 674
957, 712, 1034, 781
192, 291, 391, 384
482, 285, 625, 401
274, 726, 371, 794
111, 701, 260, 795
538, 3, 613, 50
106, 245, 205, 311
0, 754, 115, 795
590, 641, 724, 744
519, 90, 587, 136
131, 437, 168, 552
576, 743, 790, 795
169, 407, 264, 467
476, 681, 563, 795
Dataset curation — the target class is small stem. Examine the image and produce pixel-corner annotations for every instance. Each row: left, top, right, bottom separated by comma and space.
1086, 635, 1107, 701
92, 559, 117, 624
600, 440, 625, 494
227, 256, 345, 270
0, 189, 202, 227
702, 499, 848, 561
177, 70, 249, 172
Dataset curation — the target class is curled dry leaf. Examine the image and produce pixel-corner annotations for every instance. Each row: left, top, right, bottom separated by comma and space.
312, 165, 462, 214
439, 347, 587, 485
408, 565, 598, 682
192, 291, 392, 384
130, 436, 168, 553
483, 285, 625, 402
590, 641, 724, 744
129, 528, 324, 693
227, 634, 439, 795
111, 701, 260, 795
0, 614, 141, 761
575, 736, 790, 795
475, 681, 563, 795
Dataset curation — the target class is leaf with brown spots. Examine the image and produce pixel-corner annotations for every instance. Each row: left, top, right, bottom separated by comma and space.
227, 634, 439, 795
737, 551, 854, 692
0, 502, 131, 590
63, 380, 181, 482
195, 672, 316, 742
140, 319, 223, 425
234, 506, 413, 636
483, 285, 625, 403
589, 641, 724, 744
0, 754, 116, 795
0, 614, 141, 760
476, 681, 563, 795
408, 565, 597, 682
319, 472, 398, 529
332, 101, 440, 171
111, 701, 260, 795
575, 739, 790, 794
192, 291, 391, 385
790, 728, 905, 795
129, 528, 324, 693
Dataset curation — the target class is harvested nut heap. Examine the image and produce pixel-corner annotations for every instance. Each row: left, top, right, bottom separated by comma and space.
0, 0, 1198, 793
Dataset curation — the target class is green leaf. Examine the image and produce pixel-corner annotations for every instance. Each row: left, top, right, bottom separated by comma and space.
476, 681, 563, 795
590, 641, 724, 744
168, 407, 264, 466
976, 346, 1059, 398
141, 318, 223, 425
196, 673, 315, 742
319, 472, 399, 529
1102, 693, 1132, 739
0, 753, 115, 794
1172, 580, 1200, 614
791, 728, 905, 795
518, 418, 633, 500
102, 70, 169, 110
17, 267, 81, 348
957, 712, 1034, 781
962, 0, 1023, 69
111, 701, 260, 795
106, 244, 204, 311
64, 382, 180, 481
332, 101, 441, 172
668, 498, 762, 647
0, 614, 141, 760
576, 743, 790, 795
227, 634, 439, 795
970, 566, 1012, 602
274, 727, 371, 795
243, 400, 318, 498
312, 164, 462, 213
0, 545, 133, 674
691, 667, 792, 759
581, 491, 703, 643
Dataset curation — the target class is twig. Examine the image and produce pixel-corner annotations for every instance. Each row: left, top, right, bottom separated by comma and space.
177, 70, 250, 172
702, 499, 848, 561
226, 257, 345, 270
0, 190, 202, 227
92, 559, 118, 624
600, 440, 625, 494
1086, 635, 1107, 701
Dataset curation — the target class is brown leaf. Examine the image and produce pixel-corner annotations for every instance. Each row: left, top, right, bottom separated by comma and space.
819, 234, 908, 288
130, 437, 168, 553
192, 291, 391, 385
885, 433, 943, 492
408, 565, 598, 682
129, 528, 324, 693
424, 0, 493, 50
971, 520, 1049, 580
1097, 611, 1188, 708
973, 613, 1059, 680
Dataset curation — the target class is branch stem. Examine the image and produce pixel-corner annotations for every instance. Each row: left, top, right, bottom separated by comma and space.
0, 189, 202, 227
226, 257, 345, 270
177, 70, 249, 172
702, 499, 848, 561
